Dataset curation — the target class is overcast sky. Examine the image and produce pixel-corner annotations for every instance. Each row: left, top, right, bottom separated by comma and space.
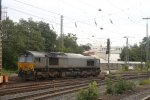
3, 0, 150, 46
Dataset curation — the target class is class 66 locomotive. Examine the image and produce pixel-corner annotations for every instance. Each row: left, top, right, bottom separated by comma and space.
18, 51, 101, 80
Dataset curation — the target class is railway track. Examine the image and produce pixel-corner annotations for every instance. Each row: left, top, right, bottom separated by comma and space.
0, 77, 102, 96
0, 72, 149, 100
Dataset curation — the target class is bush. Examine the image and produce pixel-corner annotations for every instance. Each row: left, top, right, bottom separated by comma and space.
2, 68, 17, 76
139, 78, 150, 85
76, 81, 99, 100
123, 66, 129, 71
106, 79, 136, 94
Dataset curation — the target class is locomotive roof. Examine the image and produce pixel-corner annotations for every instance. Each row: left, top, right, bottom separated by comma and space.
24, 51, 97, 59
48, 53, 96, 59
27, 51, 48, 57
65, 53, 96, 59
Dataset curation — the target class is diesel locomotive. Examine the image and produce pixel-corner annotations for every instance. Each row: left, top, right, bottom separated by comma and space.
18, 51, 101, 80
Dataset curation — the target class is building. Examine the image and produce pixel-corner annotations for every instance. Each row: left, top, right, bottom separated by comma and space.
91, 44, 123, 61
84, 44, 144, 72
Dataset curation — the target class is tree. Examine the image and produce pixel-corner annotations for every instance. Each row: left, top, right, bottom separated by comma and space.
58, 33, 84, 53
80, 44, 91, 51
17, 18, 45, 51
120, 44, 142, 61
2, 18, 17, 69
38, 21, 57, 52
120, 36, 150, 62
2, 18, 58, 69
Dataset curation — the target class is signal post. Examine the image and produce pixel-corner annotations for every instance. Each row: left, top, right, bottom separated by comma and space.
106, 39, 111, 74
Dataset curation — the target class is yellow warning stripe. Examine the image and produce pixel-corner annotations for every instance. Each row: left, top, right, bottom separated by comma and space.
18, 62, 35, 71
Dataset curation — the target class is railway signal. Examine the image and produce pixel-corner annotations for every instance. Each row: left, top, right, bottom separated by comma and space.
106, 39, 111, 74
106, 39, 110, 54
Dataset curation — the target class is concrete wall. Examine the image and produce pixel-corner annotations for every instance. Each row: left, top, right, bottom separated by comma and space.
100, 62, 144, 71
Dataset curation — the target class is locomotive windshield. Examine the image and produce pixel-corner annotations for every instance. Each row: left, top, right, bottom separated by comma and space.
18, 56, 25, 62
18, 55, 33, 62
26, 56, 33, 62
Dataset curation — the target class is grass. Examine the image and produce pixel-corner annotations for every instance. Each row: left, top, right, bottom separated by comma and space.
115, 65, 150, 74
139, 78, 150, 85
1, 68, 17, 76
106, 78, 136, 94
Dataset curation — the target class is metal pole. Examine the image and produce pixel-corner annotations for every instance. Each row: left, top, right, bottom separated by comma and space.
107, 39, 111, 74
108, 51, 110, 74
126, 37, 129, 66
124, 37, 128, 67
0, 0, 1, 21
0, 0, 2, 76
143, 18, 150, 74
60, 15, 63, 52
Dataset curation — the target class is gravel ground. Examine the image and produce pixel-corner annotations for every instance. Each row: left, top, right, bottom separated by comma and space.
47, 85, 106, 100
0, 87, 56, 100
1, 77, 150, 100
46, 85, 150, 100
100, 85, 150, 100
121, 89, 150, 100
1, 84, 150, 100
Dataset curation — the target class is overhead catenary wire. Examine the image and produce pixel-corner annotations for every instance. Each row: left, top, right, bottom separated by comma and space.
104, 0, 146, 25
8, 7, 60, 25
12, 0, 103, 27
13, 0, 61, 16
81, 0, 150, 22
11, 0, 147, 30
6, 6, 96, 39
4, 0, 148, 46
7, 6, 144, 42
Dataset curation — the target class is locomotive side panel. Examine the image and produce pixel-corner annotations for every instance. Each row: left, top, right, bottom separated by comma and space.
34, 57, 46, 68
58, 58, 68, 68
67, 58, 86, 68
48, 57, 59, 68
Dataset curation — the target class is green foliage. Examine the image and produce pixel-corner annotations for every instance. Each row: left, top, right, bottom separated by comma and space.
122, 66, 129, 71
58, 33, 84, 53
106, 79, 136, 94
76, 81, 99, 100
120, 36, 150, 62
139, 78, 150, 85
105, 78, 113, 94
2, 68, 17, 76
120, 45, 141, 61
80, 44, 91, 51
146, 61, 150, 69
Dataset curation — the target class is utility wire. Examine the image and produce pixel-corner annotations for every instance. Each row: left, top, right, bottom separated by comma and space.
12, 0, 99, 26
12, 0, 146, 28
13, 0, 61, 16
82, 0, 150, 22
104, 0, 145, 25
6, 1, 147, 42
8, 7, 60, 25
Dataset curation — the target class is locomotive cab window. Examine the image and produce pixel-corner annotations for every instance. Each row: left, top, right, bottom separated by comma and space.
87, 60, 94, 66
34, 58, 41, 62
97, 59, 100, 64
49, 57, 58, 65
18, 56, 25, 62
26, 56, 33, 62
